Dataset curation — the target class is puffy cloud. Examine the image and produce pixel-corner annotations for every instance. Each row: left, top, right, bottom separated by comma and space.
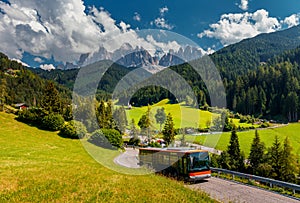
0, 0, 101, 62
239, 0, 248, 11
153, 17, 174, 30
151, 6, 173, 30
283, 14, 300, 28
34, 57, 44, 63
133, 12, 141, 22
159, 6, 169, 16
40, 64, 55, 71
12, 58, 30, 67
198, 9, 281, 46
0, 1, 182, 64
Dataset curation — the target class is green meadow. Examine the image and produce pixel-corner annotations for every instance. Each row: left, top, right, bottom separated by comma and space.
125, 100, 300, 157
0, 112, 216, 202
126, 99, 256, 129
177, 124, 300, 157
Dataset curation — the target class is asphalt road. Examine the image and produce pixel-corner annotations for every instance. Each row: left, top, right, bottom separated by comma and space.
189, 177, 299, 203
114, 148, 140, 168
115, 148, 299, 203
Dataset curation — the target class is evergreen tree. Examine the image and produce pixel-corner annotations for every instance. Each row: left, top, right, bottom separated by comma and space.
138, 105, 153, 141
218, 151, 231, 170
268, 135, 283, 180
97, 100, 107, 129
162, 113, 175, 146
280, 136, 298, 183
248, 130, 265, 175
155, 107, 166, 132
129, 119, 140, 145
113, 106, 127, 134
0, 78, 7, 111
227, 128, 245, 171
106, 100, 116, 129
41, 81, 61, 114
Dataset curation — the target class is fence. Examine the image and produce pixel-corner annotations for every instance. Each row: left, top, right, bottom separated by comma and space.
211, 167, 300, 195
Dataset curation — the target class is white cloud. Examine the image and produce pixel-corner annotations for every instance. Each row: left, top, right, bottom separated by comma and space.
145, 35, 181, 53
239, 0, 248, 11
150, 6, 173, 30
0, 1, 182, 64
159, 6, 169, 16
153, 17, 174, 30
34, 57, 43, 63
133, 12, 141, 22
12, 58, 30, 67
283, 14, 300, 28
198, 9, 281, 46
40, 64, 55, 71
0, 0, 102, 63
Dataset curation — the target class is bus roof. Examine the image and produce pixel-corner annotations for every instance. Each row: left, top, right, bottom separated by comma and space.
139, 147, 208, 153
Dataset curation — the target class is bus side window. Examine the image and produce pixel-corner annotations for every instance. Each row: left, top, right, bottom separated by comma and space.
183, 157, 187, 175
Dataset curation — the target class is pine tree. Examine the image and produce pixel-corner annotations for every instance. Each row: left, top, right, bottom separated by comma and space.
0, 78, 7, 111
129, 119, 140, 145
41, 81, 61, 114
248, 130, 265, 175
280, 136, 297, 183
155, 107, 166, 132
227, 128, 245, 171
268, 135, 283, 180
138, 105, 153, 141
97, 100, 107, 129
162, 113, 175, 146
113, 106, 127, 134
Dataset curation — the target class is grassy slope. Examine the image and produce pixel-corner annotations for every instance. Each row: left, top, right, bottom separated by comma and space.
126, 99, 256, 129
180, 124, 300, 157
0, 112, 216, 202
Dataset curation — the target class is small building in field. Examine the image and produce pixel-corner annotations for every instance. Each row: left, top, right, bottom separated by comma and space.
15, 103, 29, 110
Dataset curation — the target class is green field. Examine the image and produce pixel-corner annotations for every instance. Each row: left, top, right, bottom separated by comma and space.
126, 99, 256, 129
178, 124, 300, 157
0, 112, 216, 202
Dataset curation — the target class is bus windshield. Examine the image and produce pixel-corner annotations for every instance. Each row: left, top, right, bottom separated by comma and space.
189, 152, 210, 172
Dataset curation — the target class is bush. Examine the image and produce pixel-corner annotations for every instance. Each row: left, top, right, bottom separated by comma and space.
41, 113, 64, 131
260, 122, 270, 128
17, 108, 47, 125
59, 120, 87, 139
128, 137, 140, 146
149, 141, 162, 148
89, 129, 123, 149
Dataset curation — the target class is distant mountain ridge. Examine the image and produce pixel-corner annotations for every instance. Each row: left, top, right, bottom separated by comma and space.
58, 43, 205, 73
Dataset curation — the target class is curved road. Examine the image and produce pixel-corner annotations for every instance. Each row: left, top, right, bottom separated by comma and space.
189, 177, 299, 203
115, 148, 299, 203
114, 148, 140, 168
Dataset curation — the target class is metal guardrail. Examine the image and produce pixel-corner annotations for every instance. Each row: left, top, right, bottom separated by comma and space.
211, 167, 300, 194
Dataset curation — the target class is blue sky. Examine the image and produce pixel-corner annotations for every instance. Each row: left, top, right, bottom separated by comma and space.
0, 0, 299, 68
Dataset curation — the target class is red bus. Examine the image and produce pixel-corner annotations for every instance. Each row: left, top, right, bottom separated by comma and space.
139, 147, 211, 181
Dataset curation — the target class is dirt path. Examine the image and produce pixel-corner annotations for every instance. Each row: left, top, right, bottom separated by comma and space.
189, 177, 299, 203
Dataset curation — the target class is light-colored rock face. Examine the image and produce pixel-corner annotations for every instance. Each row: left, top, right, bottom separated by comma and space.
58, 44, 205, 72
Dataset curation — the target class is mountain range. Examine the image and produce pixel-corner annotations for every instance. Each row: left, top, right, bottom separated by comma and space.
57, 43, 205, 73
2, 25, 300, 121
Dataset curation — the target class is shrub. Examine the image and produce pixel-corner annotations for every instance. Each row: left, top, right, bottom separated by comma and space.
17, 108, 47, 125
89, 129, 123, 149
59, 120, 87, 139
128, 137, 140, 146
149, 141, 162, 148
260, 122, 270, 128
41, 113, 64, 131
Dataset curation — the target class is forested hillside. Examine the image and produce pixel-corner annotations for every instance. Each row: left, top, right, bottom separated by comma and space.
0, 53, 71, 107
3, 26, 300, 121
211, 25, 300, 77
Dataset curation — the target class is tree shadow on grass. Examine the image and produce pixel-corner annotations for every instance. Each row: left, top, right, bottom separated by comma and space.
87, 135, 118, 150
